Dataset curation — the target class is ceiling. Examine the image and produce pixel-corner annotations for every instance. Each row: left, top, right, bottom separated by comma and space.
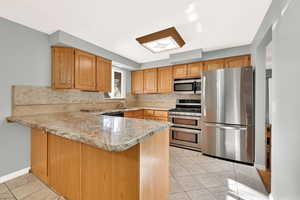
1, 0, 272, 63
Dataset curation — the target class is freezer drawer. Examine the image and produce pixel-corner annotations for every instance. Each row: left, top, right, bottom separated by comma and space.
202, 123, 254, 163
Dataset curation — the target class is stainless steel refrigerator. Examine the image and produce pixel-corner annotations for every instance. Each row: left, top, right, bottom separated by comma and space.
201, 66, 254, 164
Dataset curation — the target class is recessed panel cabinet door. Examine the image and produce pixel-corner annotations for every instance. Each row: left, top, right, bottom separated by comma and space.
204, 59, 225, 72
225, 55, 251, 68
131, 70, 144, 94
143, 68, 158, 93
187, 62, 203, 77
173, 64, 187, 78
96, 57, 112, 92
31, 128, 48, 184
157, 66, 173, 93
75, 50, 96, 90
48, 134, 81, 200
51, 47, 74, 89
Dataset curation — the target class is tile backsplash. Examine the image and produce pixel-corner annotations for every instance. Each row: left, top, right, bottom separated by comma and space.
12, 86, 125, 116
133, 93, 200, 108
11, 85, 200, 116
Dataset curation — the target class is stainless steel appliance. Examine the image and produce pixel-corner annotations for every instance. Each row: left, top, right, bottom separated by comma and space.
169, 99, 202, 151
173, 78, 201, 94
201, 66, 254, 164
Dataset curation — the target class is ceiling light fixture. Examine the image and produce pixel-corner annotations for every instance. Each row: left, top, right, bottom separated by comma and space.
136, 27, 185, 53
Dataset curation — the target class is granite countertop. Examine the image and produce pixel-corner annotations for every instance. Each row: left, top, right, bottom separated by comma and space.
7, 112, 170, 152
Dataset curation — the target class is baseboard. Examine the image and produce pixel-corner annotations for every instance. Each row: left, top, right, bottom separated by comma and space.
255, 163, 266, 170
0, 167, 30, 183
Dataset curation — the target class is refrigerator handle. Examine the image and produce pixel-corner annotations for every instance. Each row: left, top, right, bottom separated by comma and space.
202, 122, 247, 130
202, 76, 206, 117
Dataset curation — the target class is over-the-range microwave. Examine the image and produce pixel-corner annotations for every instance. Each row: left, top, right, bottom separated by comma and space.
173, 78, 201, 94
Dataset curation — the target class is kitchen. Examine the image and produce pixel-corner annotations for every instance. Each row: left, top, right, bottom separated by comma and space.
1, 0, 300, 200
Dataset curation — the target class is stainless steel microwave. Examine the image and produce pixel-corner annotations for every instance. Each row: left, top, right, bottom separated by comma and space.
173, 78, 201, 94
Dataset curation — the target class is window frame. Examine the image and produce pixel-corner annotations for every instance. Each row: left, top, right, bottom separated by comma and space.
104, 67, 126, 99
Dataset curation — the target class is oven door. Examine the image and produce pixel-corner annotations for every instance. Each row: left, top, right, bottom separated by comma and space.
169, 115, 201, 129
170, 127, 201, 151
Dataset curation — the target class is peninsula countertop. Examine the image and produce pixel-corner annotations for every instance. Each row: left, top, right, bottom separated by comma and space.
7, 111, 170, 152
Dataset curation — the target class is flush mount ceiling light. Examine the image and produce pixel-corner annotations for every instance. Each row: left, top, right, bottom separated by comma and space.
136, 27, 185, 53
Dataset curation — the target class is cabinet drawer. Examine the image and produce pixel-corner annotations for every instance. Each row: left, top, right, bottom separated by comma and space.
144, 110, 154, 116
144, 116, 156, 120
124, 110, 144, 118
155, 117, 168, 121
154, 110, 168, 117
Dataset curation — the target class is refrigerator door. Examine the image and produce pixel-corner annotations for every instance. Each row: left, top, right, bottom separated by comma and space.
202, 66, 253, 126
201, 122, 254, 163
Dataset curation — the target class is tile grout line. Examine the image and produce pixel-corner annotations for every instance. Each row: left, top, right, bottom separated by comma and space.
4, 183, 18, 200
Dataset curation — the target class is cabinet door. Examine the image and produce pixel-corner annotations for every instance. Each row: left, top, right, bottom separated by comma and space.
131, 70, 144, 94
31, 128, 48, 184
48, 134, 81, 200
173, 64, 187, 78
51, 47, 74, 89
187, 62, 203, 77
96, 57, 112, 92
143, 68, 158, 94
75, 50, 96, 90
157, 66, 173, 93
225, 55, 251, 68
204, 59, 225, 72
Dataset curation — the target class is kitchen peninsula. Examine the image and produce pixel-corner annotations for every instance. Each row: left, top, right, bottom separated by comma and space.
7, 111, 170, 200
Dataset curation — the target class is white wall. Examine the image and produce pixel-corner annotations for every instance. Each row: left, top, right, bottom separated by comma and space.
250, 0, 283, 169
0, 17, 50, 177
272, 0, 300, 199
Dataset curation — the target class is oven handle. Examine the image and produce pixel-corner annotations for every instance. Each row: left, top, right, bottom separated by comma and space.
174, 79, 201, 84
169, 115, 201, 120
202, 122, 247, 130
202, 75, 206, 117
170, 127, 201, 134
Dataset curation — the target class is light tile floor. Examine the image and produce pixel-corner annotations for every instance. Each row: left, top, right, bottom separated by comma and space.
0, 174, 64, 200
0, 147, 269, 200
170, 147, 269, 200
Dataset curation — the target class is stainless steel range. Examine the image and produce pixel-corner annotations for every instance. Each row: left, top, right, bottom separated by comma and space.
169, 99, 201, 151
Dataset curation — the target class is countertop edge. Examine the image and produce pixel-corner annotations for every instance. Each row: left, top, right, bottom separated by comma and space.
7, 116, 170, 152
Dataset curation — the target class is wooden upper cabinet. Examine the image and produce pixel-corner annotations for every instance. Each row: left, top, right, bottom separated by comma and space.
157, 66, 173, 93
96, 57, 112, 92
204, 59, 225, 71
143, 68, 158, 94
51, 47, 75, 89
131, 70, 144, 94
225, 55, 251, 68
187, 62, 203, 77
173, 64, 187, 78
75, 50, 96, 90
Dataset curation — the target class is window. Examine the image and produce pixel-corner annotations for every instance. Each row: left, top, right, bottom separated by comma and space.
104, 67, 126, 99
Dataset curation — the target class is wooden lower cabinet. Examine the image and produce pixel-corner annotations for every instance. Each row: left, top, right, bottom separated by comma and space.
124, 110, 144, 119
124, 110, 169, 121
144, 110, 169, 121
31, 128, 169, 200
31, 128, 48, 184
48, 134, 81, 200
